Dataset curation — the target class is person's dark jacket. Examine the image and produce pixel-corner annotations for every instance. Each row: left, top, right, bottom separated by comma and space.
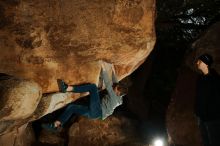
195, 69, 220, 121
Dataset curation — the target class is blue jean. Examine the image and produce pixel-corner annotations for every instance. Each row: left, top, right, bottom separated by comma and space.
57, 84, 102, 125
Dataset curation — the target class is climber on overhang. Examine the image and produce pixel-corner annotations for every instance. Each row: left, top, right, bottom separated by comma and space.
42, 62, 129, 132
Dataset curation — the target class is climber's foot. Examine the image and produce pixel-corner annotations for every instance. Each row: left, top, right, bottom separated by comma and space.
57, 79, 68, 93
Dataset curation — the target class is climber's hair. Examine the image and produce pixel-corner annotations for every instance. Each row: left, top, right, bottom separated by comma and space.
113, 82, 129, 97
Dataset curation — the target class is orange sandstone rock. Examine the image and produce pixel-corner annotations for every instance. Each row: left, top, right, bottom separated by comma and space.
0, 0, 156, 93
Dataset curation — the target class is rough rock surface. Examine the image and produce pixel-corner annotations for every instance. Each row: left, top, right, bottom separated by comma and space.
38, 114, 146, 146
0, 124, 35, 146
166, 67, 202, 146
30, 92, 77, 120
37, 116, 142, 146
0, 78, 79, 135
0, 0, 156, 93
38, 129, 65, 146
0, 75, 42, 121
68, 116, 141, 146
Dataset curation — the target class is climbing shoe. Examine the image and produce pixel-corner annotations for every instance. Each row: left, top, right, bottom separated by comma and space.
57, 79, 68, 93
41, 123, 59, 133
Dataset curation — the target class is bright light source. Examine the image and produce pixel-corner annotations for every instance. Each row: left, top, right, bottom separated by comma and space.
153, 139, 163, 146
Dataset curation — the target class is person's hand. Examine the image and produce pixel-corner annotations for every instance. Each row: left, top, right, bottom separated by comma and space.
112, 65, 116, 74
101, 62, 106, 71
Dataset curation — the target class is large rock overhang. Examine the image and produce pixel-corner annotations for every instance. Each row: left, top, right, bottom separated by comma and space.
0, 0, 156, 93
